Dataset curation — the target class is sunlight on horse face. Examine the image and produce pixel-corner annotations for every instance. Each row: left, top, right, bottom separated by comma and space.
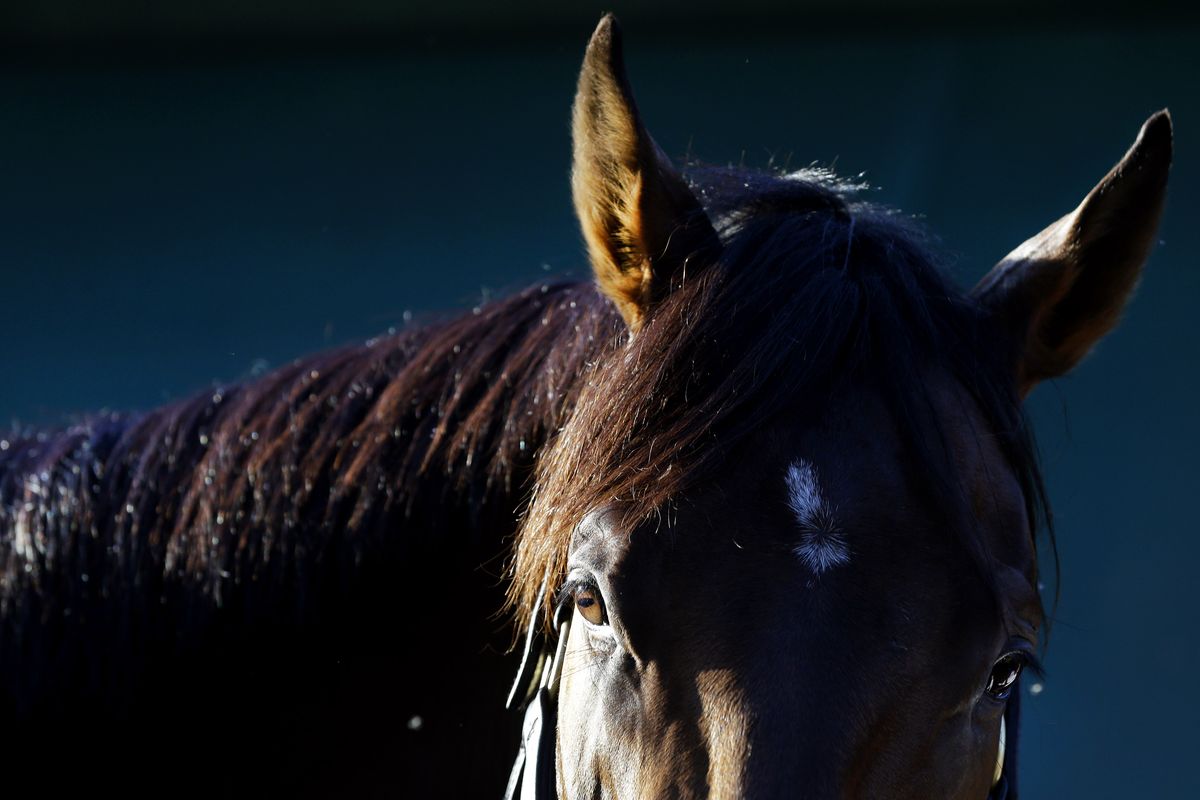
557, 377, 1040, 799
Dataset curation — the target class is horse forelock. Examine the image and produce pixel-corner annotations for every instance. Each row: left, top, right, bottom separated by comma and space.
510, 165, 1054, 635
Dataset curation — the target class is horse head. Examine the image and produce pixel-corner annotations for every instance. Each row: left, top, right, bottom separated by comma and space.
507, 15, 1171, 799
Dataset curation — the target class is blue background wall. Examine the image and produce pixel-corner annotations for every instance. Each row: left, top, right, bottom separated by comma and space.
1, 5, 1197, 795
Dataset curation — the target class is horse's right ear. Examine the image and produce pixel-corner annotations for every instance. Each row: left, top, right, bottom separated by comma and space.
972, 110, 1172, 396
572, 15, 720, 332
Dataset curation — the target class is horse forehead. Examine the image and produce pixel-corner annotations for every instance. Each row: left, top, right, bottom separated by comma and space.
798, 376, 1015, 487
759, 377, 1025, 546
780, 392, 914, 509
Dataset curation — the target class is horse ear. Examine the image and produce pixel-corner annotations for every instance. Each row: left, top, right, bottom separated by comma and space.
972, 110, 1172, 396
572, 15, 720, 331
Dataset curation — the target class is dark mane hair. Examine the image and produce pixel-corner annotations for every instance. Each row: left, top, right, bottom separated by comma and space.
509, 166, 1053, 631
0, 281, 622, 704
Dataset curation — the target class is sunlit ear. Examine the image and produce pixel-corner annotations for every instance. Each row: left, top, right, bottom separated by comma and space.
973, 110, 1172, 395
571, 15, 720, 331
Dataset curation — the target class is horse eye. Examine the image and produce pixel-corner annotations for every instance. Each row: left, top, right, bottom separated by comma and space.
985, 652, 1027, 700
573, 585, 607, 626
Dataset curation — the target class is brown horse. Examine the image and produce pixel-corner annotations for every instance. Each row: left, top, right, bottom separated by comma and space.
0, 14, 1170, 799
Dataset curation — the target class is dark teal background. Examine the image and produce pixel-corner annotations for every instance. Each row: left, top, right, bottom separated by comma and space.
1, 7, 1197, 796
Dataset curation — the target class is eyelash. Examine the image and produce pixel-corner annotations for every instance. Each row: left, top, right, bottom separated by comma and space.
1015, 648, 1046, 681
554, 575, 596, 617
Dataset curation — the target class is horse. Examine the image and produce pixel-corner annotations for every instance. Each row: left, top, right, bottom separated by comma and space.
0, 14, 1171, 799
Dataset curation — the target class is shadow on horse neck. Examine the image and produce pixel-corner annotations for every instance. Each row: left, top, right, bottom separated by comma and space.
0, 281, 621, 796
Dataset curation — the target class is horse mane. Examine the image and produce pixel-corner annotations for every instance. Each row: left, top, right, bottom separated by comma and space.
510, 165, 1054, 631
0, 281, 621, 695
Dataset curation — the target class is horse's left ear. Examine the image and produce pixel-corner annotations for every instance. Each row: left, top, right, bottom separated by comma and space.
972, 110, 1172, 396
571, 15, 721, 331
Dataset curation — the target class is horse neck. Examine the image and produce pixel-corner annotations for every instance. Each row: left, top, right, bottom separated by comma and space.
0, 281, 619, 630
